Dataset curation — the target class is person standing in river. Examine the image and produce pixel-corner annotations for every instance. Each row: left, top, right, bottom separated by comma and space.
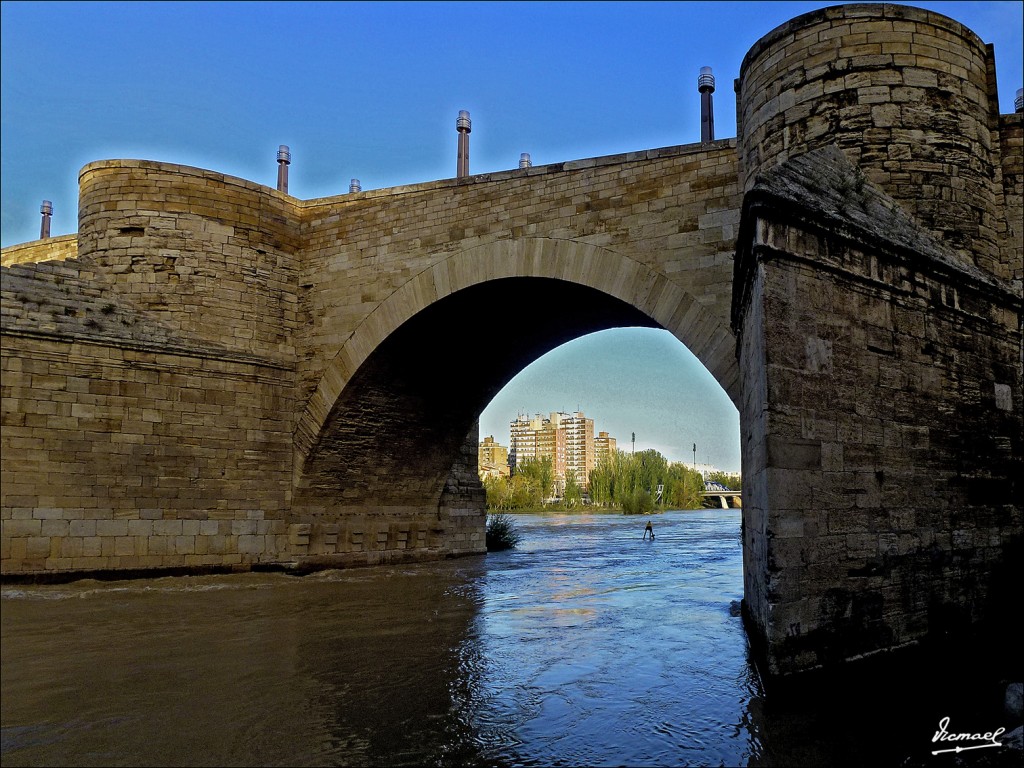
643, 521, 654, 540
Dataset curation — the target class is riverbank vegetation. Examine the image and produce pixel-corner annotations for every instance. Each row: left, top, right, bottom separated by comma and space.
485, 512, 522, 551
483, 449, 740, 513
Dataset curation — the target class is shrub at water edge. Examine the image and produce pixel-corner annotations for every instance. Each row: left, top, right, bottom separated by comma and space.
486, 513, 522, 551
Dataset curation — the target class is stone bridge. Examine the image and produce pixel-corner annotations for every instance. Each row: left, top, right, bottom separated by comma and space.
2, 4, 1021, 678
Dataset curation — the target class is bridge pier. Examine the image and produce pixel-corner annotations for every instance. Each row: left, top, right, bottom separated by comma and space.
701, 491, 741, 510
733, 145, 1022, 678
285, 425, 486, 570
732, 1, 1022, 681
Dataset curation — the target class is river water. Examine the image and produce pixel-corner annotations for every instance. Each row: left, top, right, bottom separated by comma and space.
1, 509, 1018, 767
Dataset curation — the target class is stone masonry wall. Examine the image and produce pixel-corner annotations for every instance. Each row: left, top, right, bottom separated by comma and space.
735, 189, 1022, 676
2, 144, 742, 577
737, 4, 1002, 278
0, 235, 78, 268
76, 161, 303, 361
737, 263, 771, 643
1, 333, 295, 574
999, 113, 1023, 282
438, 422, 488, 557
295, 142, 742, 420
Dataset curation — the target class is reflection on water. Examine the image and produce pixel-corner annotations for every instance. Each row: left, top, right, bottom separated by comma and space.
472, 511, 759, 768
2, 510, 1017, 767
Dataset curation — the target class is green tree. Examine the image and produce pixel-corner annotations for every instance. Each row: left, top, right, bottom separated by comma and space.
588, 448, 705, 510
673, 464, 705, 509
562, 469, 583, 509
514, 456, 554, 501
588, 452, 617, 506
483, 474, 513, 510
510, 473, 539, 508
621, 487, 655, 515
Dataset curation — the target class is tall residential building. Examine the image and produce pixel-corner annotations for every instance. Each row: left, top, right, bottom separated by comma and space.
562, 412, 595, 489
594, 431, 617, 467
478, 435, 510, 479
509, 413, 566, 480
509, 411, 597, 491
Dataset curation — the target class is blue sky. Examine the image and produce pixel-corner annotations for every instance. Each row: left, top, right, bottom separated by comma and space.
2, 2, 1021, 472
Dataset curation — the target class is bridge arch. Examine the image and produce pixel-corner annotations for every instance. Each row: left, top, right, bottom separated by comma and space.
294, 237, 738, 507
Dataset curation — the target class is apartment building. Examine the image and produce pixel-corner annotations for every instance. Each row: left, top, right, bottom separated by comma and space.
509, 412, 566, 479
509, 411, 599, 491
594, 431, 617, 467
478, 435, 510, 479
562, 412, 595, 489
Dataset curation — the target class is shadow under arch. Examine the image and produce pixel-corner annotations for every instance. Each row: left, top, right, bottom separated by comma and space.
294, 237, 738, 507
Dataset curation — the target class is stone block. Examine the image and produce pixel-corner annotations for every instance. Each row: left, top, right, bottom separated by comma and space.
288, 523, 311, 547
2, 519, 41, 537
95, 520, 129, 537
174, 536, 195, 555
40, 519, 69, 537
766, 436, 822, 470
232, 520, 257, 536
237, 534, 264, 554
25, 537, 50, 558
114, 536, 135, 556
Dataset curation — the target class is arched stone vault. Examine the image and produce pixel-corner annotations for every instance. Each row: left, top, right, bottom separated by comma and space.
294, 237, 739, 508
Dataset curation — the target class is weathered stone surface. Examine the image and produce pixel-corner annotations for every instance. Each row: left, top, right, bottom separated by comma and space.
2, 142, 745, 580
734, 144, 1021, 677
1, 2, 1020, 683
736, 3, 1017, 281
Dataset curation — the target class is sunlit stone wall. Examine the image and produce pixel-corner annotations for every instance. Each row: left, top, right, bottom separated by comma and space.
2, 143, 744, 578
1, 234, 78, 267
0, 332, 294, 572
999, 112, 1023, 282
737, 3, 1009, 280
76, 160, 303, 361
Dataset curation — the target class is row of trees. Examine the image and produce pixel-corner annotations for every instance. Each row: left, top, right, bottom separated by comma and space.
482, 457, 557, 511
588, 448, 705, 511
483, 449, 733, 512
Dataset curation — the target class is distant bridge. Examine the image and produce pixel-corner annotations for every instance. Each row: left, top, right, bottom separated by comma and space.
702, 481, 741, 509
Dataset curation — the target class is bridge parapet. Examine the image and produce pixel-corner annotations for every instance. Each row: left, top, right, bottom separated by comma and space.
0, 234, 78, 268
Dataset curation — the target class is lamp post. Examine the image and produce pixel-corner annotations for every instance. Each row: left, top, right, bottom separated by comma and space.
276, 145, 291, 194
698, 67, 716, 143
39, 200, 53, 240
456, 110, 471, 178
